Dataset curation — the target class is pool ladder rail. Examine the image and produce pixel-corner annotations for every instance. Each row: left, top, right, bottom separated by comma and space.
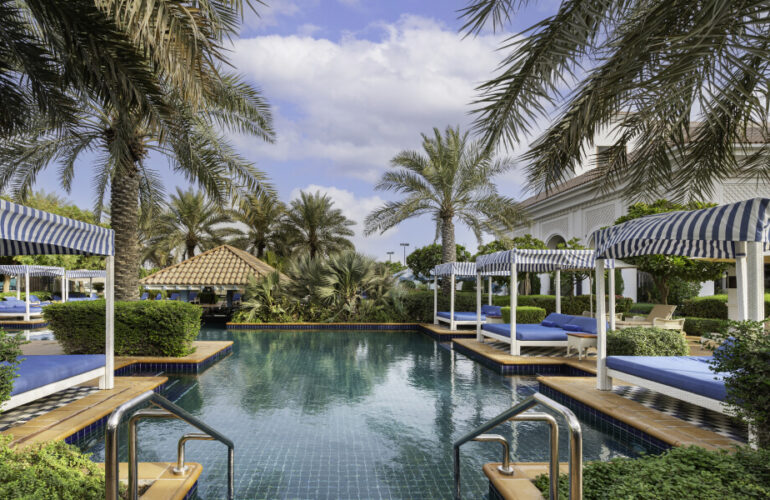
104, 390, 234, 500
453, 392, 583, 500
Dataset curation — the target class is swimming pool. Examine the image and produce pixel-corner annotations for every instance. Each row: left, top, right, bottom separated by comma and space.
83, 327, 649, 499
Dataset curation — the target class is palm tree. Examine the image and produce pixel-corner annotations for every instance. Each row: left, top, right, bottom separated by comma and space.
461, 1, 770, 200
153, 188, 238, 260
230, 194, 286, 258
365, 126, 526, 267
282, 191, 355, 259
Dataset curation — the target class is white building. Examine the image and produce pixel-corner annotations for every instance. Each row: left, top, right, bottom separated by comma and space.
512, 122, 770, 301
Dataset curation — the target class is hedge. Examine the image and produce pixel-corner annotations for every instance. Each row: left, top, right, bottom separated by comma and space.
493, 294, 633, 316
680, 295, 728, 319
628, 302, 655, 315
401, 291, 476, 322
534, 446, 770, 500
500, 306, 547, 324
682, 317, 729, 336
606, 327, 689, 356
44, 300, 201, 357
0, 291, 53, 301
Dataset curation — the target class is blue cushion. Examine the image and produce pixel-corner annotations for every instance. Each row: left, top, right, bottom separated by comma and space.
541, 320, 557, 327
483, 323, 568, 342
542, 313, 575, 328
481, 305, 502, 317
437, 311, 485, 321
563, 324, 583, 332
4, 355, 105, 396
563, 316, 600, 334
606, 356, 725, 401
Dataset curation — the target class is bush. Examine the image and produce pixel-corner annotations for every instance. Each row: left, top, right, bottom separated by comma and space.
606, 327, 689, 356
680, 295, 728, 319
628, 302, 654, 315
500, 306, 547, 324
0, 435, 113, 499
44, 300, 201, 357
682, 317, 729, 336
0, 291, 53, 301
401, 291, 477, 322
0, 331, 24, 410
493, 295, 633, 316
534, 446, 770, 500
707, 320, 770, 448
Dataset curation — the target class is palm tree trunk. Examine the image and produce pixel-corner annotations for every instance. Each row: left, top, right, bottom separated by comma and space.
440, 216, 456, 294
186, 243, 196, 259
2, 275, 8, 293
111, 162, 141, 301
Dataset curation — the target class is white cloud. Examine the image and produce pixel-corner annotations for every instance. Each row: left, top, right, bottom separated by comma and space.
232, 15, 514, 183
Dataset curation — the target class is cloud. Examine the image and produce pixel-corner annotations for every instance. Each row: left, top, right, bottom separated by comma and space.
232, 15, 511, 183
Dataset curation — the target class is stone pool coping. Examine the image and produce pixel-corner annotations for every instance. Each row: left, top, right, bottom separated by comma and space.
226, 321, 478, 341
112, 461, 202, 500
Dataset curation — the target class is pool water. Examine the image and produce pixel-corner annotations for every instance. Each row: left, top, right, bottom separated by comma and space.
83, 327, 648, 499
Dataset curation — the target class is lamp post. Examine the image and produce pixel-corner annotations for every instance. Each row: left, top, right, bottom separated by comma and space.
386, 251, 395, 262
400, 243, 410, 266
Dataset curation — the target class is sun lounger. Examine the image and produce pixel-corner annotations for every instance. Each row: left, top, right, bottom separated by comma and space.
618, 304, 677, 328
155, 293, 162, 300
480, 313, 603, 354
187, 291, 198, 303
1, 354, 106, 411
140, 292, 149, 300
0, 300, 43, 318
169, 293, 180, 301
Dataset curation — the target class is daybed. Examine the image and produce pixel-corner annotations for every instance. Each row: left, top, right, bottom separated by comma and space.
480, 313, 602, 354
436, 305, 501, 326
0, 299, 43, 318
1, 354, 106, 411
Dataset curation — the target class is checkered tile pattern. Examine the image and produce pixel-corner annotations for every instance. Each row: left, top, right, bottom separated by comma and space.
0, 386, 98, 431
612, 385, 748, 442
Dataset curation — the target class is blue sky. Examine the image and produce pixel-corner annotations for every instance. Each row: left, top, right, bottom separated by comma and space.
35, 0, 560, 262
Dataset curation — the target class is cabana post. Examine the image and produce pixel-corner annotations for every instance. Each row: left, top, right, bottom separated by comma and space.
431, 262, 493, 330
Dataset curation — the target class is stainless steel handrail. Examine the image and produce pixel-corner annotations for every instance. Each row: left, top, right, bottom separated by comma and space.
105, 390, 235, 500
174, 433, 215, 475
453, 392, 582, 500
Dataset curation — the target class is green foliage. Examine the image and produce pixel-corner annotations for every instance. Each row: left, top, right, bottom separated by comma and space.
533, 446, 770, 499
0, 291, 52, 301
235, 272, 293, 323
0, 435, 114, 499
282, 191, 355, 260
475, 235, 546, 293
382, 261, 406, 274
197, 290, 217, 305
606, 327, 689, 356
0, 331, 25, 411
682, 317, 729, 337
680, 295, 728, 319
707, 321, 770, 448
44, 300, 201, 357
493, 295, 632, 316
400, 291, 476, 323
666, 277, 702, 306
500, 306, 546, 324
628, 302, 655, 315
405, 243, 472, 280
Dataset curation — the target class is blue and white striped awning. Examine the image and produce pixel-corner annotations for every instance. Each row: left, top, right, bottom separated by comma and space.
592, 198, 770, 260
0, 199, 114, 256
0, 264, 64, 277
431, 262, 477, 276
65, 270, 107, 279
476, 249, 600, 274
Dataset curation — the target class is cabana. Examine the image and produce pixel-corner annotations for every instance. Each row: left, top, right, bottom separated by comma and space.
0, 264, 64, 320
430, 262, 501, 330
475, 249, 630, 355
0, 200, 114, 411
591, 197, 769, 414
63, 269, 106, 301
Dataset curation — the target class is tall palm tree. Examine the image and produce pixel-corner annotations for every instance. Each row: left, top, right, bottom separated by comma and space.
365, 126, 526, 267
230, 193, 286, 258
153, 188, 238, 260
283, 191, 355, 259
461, 1, 770, 200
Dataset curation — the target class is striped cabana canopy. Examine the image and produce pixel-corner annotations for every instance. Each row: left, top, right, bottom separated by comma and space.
0, 199, 114, 256
66, 270, 107, 279
0, 264, 64, 277
591, 198, 770, 260
476, 249, 600, 274
430, 262, 477, 276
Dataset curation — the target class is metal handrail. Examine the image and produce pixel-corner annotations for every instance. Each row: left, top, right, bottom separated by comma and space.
174, 433, 215, 474
105, 390, 235, 500
453, 392, 582, 500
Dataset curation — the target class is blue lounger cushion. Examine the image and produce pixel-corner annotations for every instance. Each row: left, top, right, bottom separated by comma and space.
563, 316, 603, 334
542, 313, 576, 329
482, 323, 569, 341
606, 356, 726, 401
437, 311, 485, 321
481, 305, 502, 318
5, 355, 105, 396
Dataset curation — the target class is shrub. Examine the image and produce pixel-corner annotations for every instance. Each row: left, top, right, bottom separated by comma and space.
606, 327, 689, 356
0, 331, 24, 410
44, 300, 201, 357
0, 291, 53, 301
680, 295, 728, 319
682, 317, 729, 336
627, 302, 654, 315
534, 446, 770, 500
401, 291, 477, 322
707, 320, 770, 448
494, 295, 632, 315
0, 435, 114, 499
500, 306, 547, 324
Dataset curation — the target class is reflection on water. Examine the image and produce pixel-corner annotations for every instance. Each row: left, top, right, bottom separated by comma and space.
84, 328, 642, 499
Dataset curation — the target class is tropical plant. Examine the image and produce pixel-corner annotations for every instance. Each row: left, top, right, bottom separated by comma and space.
365, 126, 526, 276
229, 193, 286, 258
237, 271, 292, 323
315, 252, 394, 320
461, 1, 770, 200
152, 188, 237, 259
406, 243, 472, 281
0, 330, 25, 411
282, 191, 355, 259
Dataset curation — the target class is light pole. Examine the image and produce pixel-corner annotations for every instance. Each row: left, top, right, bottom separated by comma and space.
386, 251, 395, 262
400, 243, 410, 266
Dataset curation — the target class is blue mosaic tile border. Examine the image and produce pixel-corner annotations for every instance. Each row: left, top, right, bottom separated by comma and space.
417, 325, 477, 342
226, 322, 419, 330
0, 320, 48, 330
538, 381, 671, 454
452, 341, 593, 376
114, 345, 233, 376
489, 481, 505, 500
182, 479, 198, 500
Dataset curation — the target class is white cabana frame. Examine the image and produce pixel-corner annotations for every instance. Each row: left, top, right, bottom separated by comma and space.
64, 269, 107, 301
431, 262, 494, 330
475, 249, 609, 355
0, 264, 64, 320
591, 197, 770, 394
0, 200, 115, 390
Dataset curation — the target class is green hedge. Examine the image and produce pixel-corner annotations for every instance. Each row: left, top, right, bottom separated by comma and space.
494, 294, 633, 316
534, 446, 770, 500
680, 295, 728, 319
500, 306, 547, 324
0, 291, 53, 301
628, 302, 655, 315
0, 435, 112, 499
683, 317, 729, 336
44, 300, 201, 357
401, 291, 476, 322
606, 327, 689, 356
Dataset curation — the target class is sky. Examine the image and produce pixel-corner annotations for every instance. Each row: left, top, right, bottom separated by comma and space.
34, 0, 562, 263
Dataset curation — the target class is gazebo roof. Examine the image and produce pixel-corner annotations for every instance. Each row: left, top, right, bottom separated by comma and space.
139, 245, 286, 287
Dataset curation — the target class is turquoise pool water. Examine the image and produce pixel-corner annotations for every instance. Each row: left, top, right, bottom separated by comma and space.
82, 327, 649, 499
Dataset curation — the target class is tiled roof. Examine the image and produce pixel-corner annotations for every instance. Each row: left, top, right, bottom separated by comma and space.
140, 245, 287, 286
